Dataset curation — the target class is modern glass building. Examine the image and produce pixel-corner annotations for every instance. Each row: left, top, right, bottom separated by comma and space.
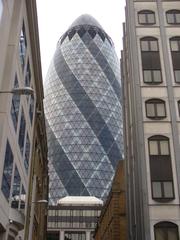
44, 14, 123, 204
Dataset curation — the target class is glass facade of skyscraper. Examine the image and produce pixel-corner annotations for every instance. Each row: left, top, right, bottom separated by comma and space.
44, 15, 123, 204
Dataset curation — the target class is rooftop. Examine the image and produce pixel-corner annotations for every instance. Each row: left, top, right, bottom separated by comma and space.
69, 14, 103, 29
58, 196, 103, 206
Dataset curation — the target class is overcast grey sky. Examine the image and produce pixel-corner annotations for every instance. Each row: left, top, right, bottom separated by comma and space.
37, 0, 126, 79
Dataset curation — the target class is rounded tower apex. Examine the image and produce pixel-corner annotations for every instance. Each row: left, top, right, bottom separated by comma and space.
69, 14, 103, 29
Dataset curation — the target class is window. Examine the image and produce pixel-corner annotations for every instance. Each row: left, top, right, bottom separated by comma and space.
146, 99, 166, 119
154, 222, 179, 240
19, 22, 27, 70
166, 10, 180, 24
29, 95, 34, 124
1, 141, 14, 201
25, 60, 31, 87
148, 136, 174, 201
18, 109, 26, 154
0, 0, 3, 21
138, 10, 155, 25
170, 37, 180, 83
11, 75, 20, 131
24, 133, 30, 173
11, 166, 21, 209
178, 100, 180, 116
141, 37, 162, 84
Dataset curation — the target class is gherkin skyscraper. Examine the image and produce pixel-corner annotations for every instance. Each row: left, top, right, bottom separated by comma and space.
44, 14, 123, 204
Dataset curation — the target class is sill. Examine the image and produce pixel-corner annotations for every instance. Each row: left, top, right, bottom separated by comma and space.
152, 198, 175, 203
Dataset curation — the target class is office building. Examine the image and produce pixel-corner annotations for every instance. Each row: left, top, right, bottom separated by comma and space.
0, 1, 48, 239
94, 161, 127, 240
121, 0, 180, 239
44, 14, 123, 203
47, 196, 103, 240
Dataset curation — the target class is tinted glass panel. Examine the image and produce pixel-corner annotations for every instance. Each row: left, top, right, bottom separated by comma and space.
11, 75, 20, 131
1, 141, 13, 200
11, 166, 21, 209
18, 110, 26, 154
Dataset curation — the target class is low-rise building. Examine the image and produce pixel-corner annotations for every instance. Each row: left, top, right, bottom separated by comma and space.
47, 196, 103, 240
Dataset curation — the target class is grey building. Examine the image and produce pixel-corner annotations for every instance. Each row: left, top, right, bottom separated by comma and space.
122, 0, 180, 239
44, 14, 123, 203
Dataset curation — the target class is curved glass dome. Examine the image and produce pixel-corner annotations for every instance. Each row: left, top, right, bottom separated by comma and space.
44, 14, 123, 204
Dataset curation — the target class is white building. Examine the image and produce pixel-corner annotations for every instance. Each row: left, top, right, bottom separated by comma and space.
0, 1, 48, 239
122, 0, 180, 239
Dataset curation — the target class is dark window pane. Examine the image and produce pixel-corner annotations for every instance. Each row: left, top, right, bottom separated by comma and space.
11, 75, 20, 131
25, 60, 31, 87
18, 109, 26, 154
24, 133, 30, 173
155, 222, 179, 240
1, 141, 13, 201
19, 22, 27, 70
11, 166, 21, 209
29, 95, 34, 124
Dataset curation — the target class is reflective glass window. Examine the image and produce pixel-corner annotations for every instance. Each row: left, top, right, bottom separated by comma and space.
1, 140, 13, 200
19, 22, 27, 70
29, 95, 34, 124
25, 60, 31, 87
24, 133, 30, 173
11, 75, 20, 131
11, 166, 21, 209
18, 109, 26, 154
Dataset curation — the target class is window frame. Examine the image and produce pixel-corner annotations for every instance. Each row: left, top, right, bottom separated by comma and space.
170, 37, 180, 83
178, 100, 180, 117
154, 222, 179, 240
140, 37, 162, 84
138, 10, 156, 25
148, 136, 175, 202
145, 99, 166, 119
166, 9, 180, 25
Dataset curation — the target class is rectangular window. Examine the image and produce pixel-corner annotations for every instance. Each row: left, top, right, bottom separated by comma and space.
152, 181, 174, 199
143, 70, 162, 83
24, 133, 30, 173
0, 0, 3, 21
174, 70, 180, 83
11, 75, 20, 131
1, 141, 14, 201
25, 60, 31, 87
11, 166, 21, 209
29, 95, 34, 124
19, 22, 27, 70
18, 109, 26, 154
149, 141, 158, 155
